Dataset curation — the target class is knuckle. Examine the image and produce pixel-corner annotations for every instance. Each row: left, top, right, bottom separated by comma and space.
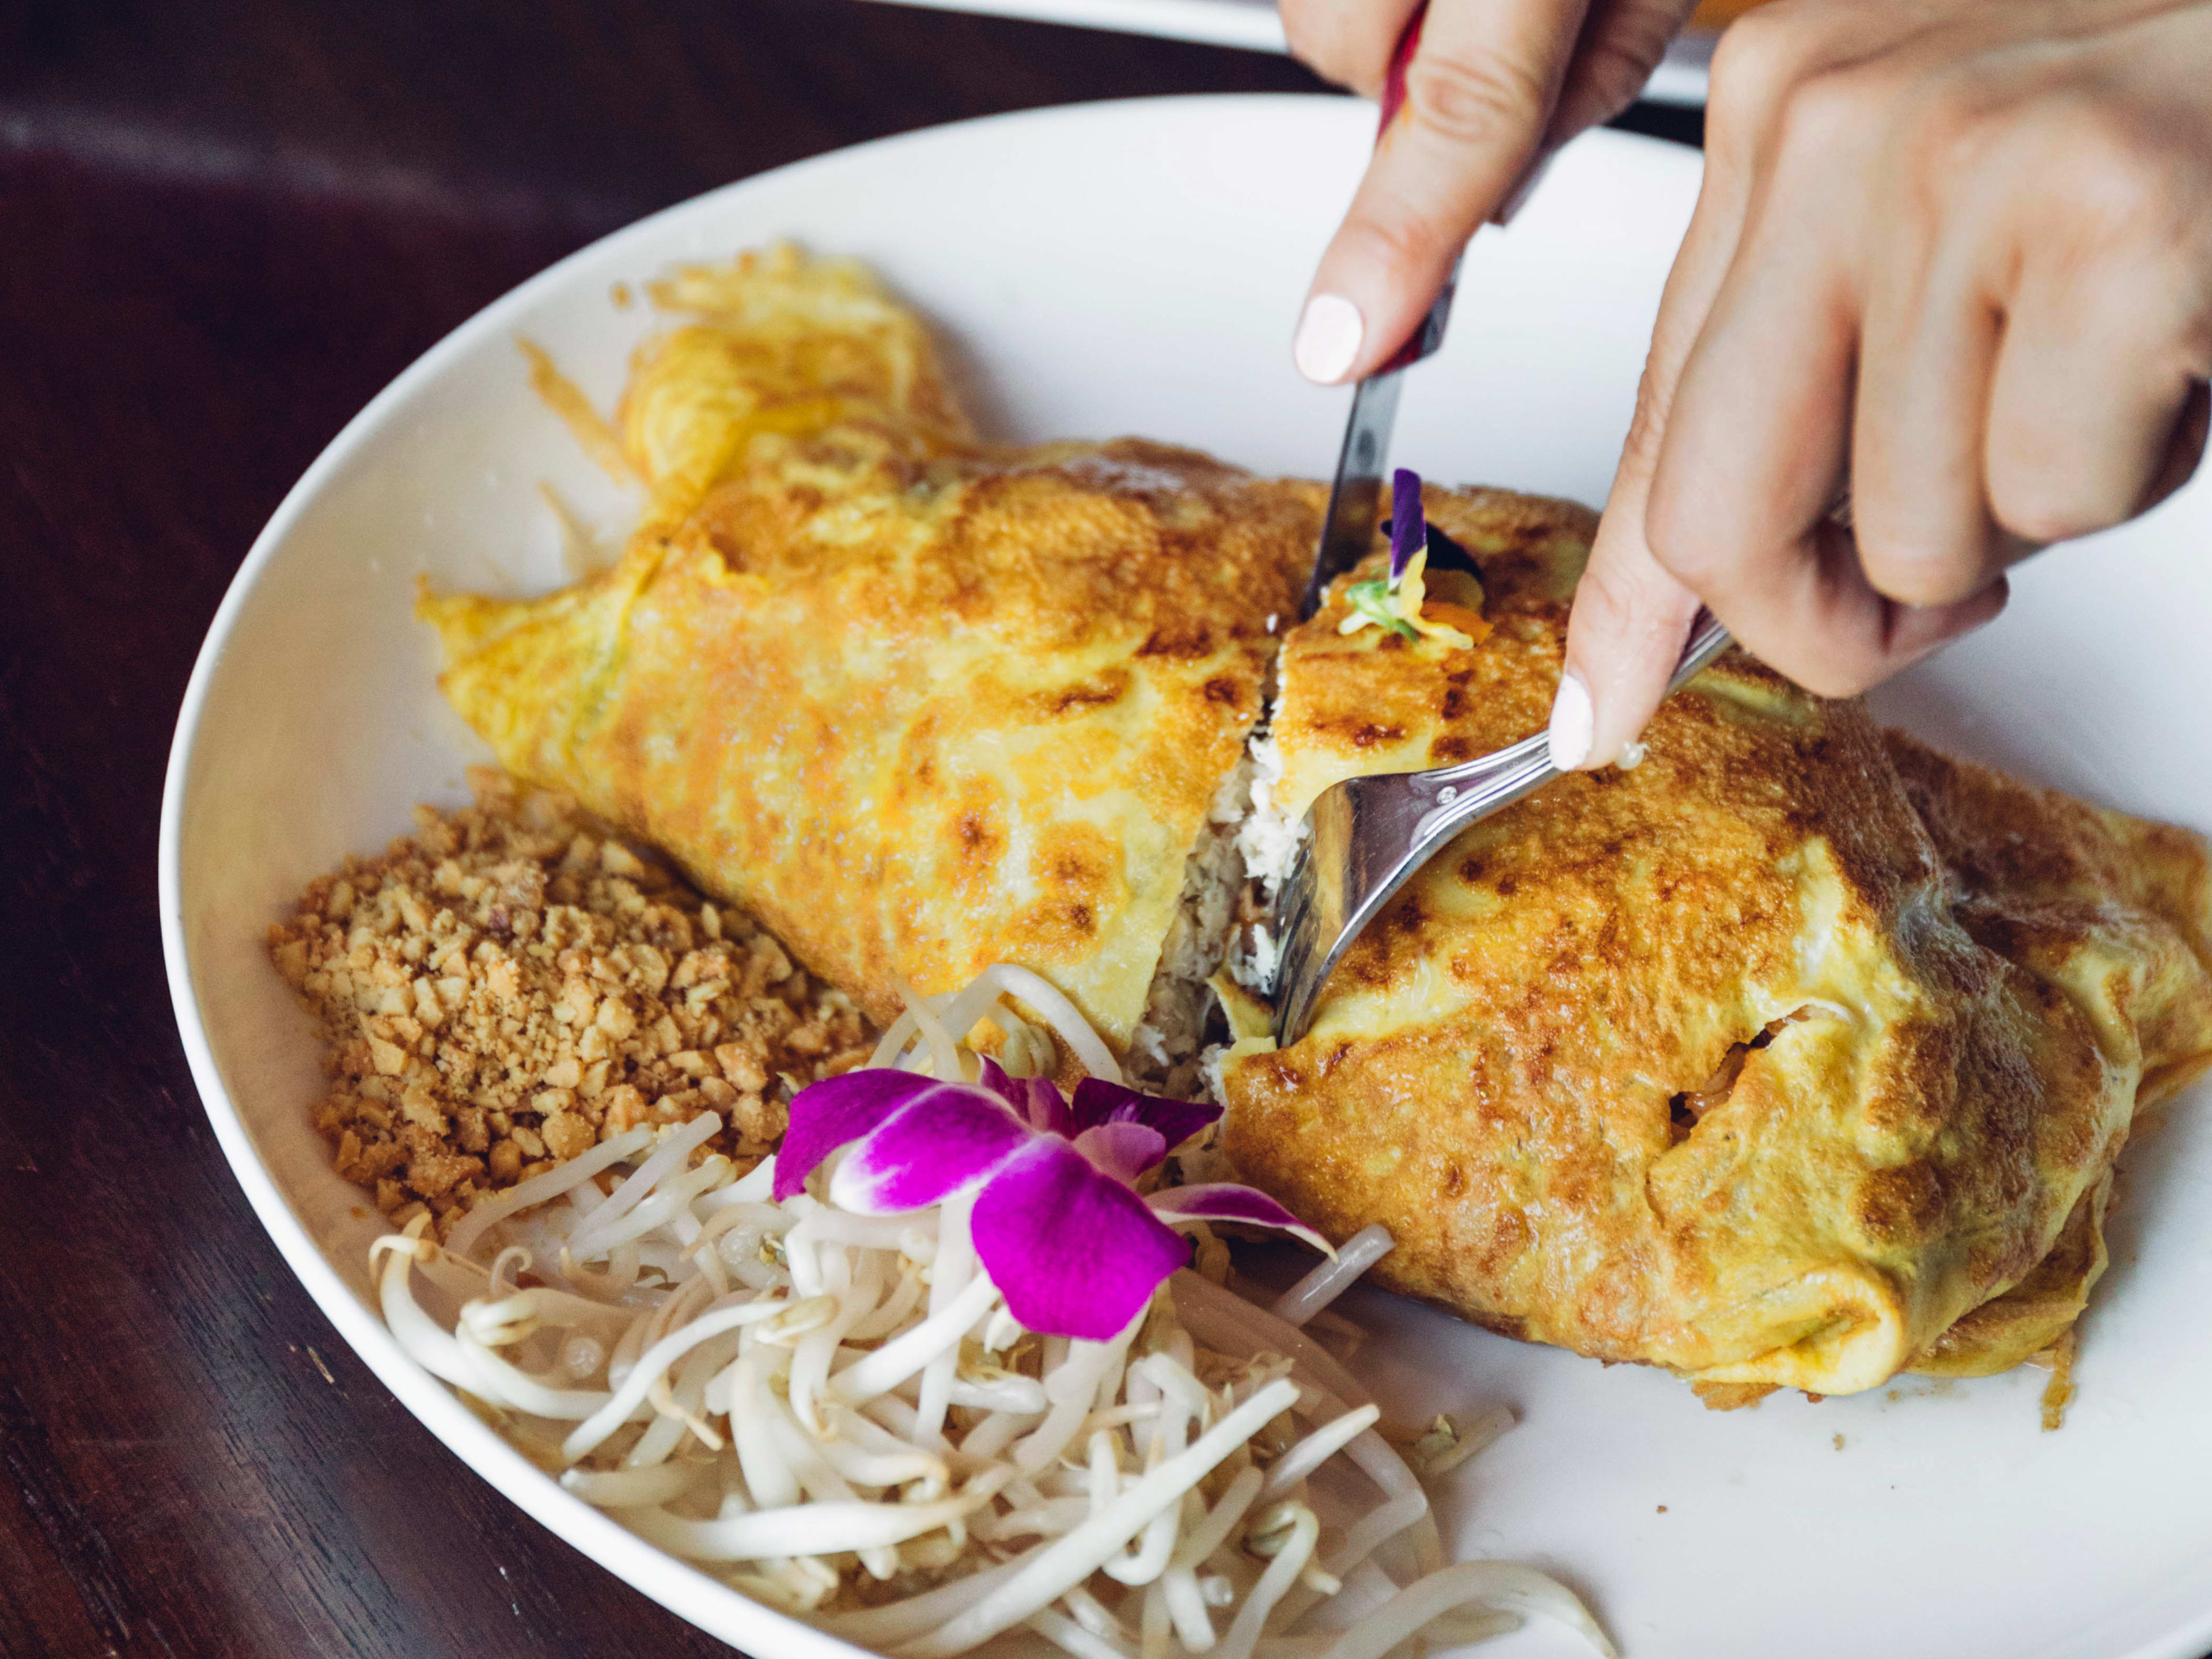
1332, 205, 1449, 290
1400, 48, 1548, 153
1771, 63, 1880, 177
1705, 7, 1790, 100
1571, 546, 1650, 635
2036, 88, 2161, 177
1898, 73, 2194, 246
1896, 72, 2009, 189
1704, 5, 1821, 166
2033, 92, 2191, 245
1570, 543, 1700, 671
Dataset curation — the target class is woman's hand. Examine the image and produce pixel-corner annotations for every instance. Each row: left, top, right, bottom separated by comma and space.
1548, 0, 2212, 770
1283, 0, 1702, 384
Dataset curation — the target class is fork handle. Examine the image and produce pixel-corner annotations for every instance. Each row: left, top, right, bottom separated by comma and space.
1664, 609, 1736, 696
1269, 615, 1733, 1052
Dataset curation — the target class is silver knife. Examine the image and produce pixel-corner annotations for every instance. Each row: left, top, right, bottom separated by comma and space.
1298, 264, 1459, 618
1298, 1, 1457, 619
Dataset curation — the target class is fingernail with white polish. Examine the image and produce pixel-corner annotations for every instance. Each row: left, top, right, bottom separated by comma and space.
1293, 293, 1363, 384
1548, 671, 1593, 770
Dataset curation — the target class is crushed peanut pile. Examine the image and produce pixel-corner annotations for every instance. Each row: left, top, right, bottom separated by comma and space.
269, 768, 871, 1232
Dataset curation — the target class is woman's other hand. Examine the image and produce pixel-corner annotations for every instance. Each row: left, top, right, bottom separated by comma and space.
1549, 0, 2212, 770
1283, 0, 1702, 384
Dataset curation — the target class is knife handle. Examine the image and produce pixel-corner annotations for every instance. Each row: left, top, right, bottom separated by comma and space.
1373, 3, 1460, 374
1378, 2, 1426, 131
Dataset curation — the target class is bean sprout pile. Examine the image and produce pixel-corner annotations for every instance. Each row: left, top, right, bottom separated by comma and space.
372, 970, 1614, 1659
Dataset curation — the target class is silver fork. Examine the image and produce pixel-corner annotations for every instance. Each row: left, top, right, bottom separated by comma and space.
1268, 613, 1735, 1047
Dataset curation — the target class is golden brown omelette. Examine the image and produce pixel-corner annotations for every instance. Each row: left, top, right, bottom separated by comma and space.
1218, 482, 2212, 1400
426, 248, 2212, 1403
423, 248, 1320, 1082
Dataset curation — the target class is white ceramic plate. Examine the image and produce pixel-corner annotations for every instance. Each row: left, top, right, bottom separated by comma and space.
160, 94, 2212, 1659
855, 0, 1716, 104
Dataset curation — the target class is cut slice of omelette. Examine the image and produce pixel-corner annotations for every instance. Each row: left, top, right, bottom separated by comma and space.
423, 248, 1321, 1079
1219, 482, 2212, 1400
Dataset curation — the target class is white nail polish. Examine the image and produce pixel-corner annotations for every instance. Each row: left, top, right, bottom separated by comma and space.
1548, 671, 1593, 770
1293, 294, 1363, 384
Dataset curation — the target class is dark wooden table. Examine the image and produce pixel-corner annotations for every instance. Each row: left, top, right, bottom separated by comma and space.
0, 5, 1691, 1653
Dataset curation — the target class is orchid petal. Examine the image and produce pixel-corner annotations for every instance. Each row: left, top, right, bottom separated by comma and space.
975, 1058, 1072, 1135
977, 1056, 1025, 1110
972, 1139, 1188, 1340
1024, 1078, 1074, 1138
776, 1069, 936, 1200
1146, 1184, 1334, 1255
828, 1084, 1033, 1215
1388, 468, 1425, 585
1069, 1078, 1219, 1152
1072, 1121, 1168, 1185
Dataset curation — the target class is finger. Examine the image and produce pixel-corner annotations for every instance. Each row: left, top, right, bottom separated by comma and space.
1701, 518, 2009, 695
1643, 76, 1874, 624
1294, 0, 1592, 384
1547, 528, 1703, 771
1552, 184, 1750, 768
1848, 137, 2031, 609
1982, 257, 2212, 550
1543, 0, 1702, 150
1657, 444, 2008, 698
1279, 0, 1426, 96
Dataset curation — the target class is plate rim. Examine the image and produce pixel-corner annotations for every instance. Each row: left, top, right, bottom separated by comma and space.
849, 0, 1715, 106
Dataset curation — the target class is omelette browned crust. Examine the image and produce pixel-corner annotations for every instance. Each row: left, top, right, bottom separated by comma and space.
425, 251, 1321, 1055
1221, 484, 2212, 1397
423, 248, 2212, 1401
1888, 734, 2212, 1373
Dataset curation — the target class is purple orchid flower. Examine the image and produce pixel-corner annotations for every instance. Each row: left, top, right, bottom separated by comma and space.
1388, 467, 1425, 586
773, 1062, 1328, 1340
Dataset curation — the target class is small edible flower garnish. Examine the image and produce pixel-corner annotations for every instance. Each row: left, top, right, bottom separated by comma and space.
1339, 468, 1487, 650
775, 1060, 1325, 1339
